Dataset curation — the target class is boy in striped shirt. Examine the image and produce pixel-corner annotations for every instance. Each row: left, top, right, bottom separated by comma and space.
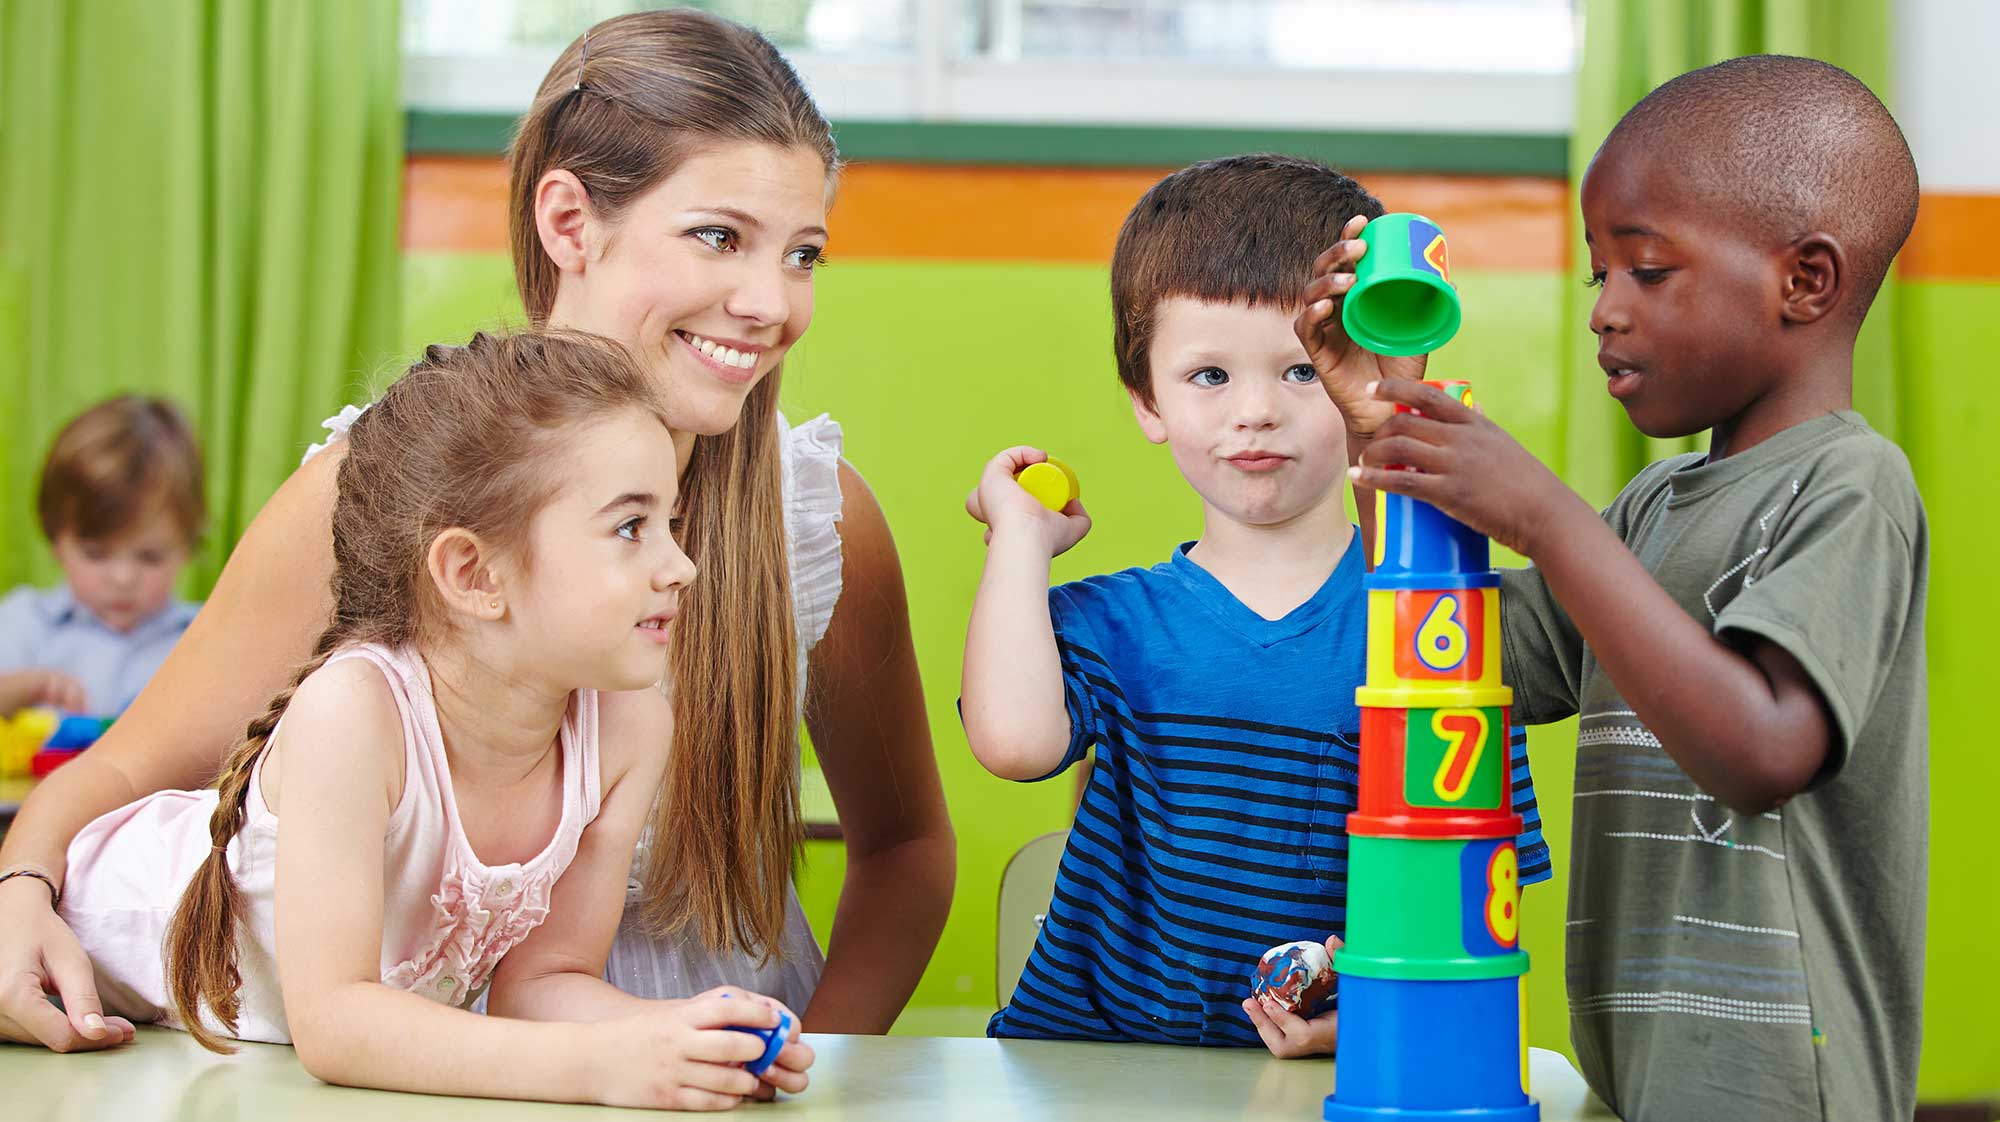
960, 155, 1550, 1054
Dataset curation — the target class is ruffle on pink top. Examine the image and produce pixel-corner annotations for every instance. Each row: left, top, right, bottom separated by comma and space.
383, 853, 560, 1004
345, 643, 600, 1009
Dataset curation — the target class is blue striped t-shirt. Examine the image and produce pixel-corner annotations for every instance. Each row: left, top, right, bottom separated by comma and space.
989, 539, 1550, 1045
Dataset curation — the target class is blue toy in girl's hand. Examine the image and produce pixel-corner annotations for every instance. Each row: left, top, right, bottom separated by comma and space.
720, 996, 792, 1076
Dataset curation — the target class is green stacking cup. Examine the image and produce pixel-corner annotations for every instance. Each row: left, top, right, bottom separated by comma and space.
1343, 212, 1463, 356
1338, 834, 1529, 980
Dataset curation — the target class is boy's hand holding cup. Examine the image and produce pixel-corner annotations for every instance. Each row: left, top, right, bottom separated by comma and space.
1297, 213, 1457, 445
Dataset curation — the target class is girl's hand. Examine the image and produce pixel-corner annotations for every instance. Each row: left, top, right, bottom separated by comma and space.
1349, 380, 1587, 558
1240, 935, 1342, 1059
0, 877, 136, 1051
587, 990, 813, 1110
964, 446, 1090, 559
690, 987, 814, 1100
1294, 215, 1433, 443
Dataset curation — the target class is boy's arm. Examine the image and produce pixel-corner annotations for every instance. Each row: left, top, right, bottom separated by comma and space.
1505, 725, 1555, 886
1293, 222, 1588, 723
1351, 381, 1832, 815
961, 447, 1091, 781
0, 670, 89, 715
0, 592, 85, 714
1294, 215, 1439, 567
0, 589, 31, 676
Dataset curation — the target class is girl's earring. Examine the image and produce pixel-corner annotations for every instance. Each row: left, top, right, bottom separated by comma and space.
489, 600, 502, 611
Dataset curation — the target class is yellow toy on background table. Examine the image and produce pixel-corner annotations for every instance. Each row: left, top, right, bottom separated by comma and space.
2, 707, 111, 777
2, 708, 59, 776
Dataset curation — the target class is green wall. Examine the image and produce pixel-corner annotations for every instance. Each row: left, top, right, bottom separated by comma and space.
400, 251, 1995, 1098
1897, 281, 2000, 1101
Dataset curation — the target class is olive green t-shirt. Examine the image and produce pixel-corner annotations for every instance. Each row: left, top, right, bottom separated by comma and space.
1501, 411, 1928, 1122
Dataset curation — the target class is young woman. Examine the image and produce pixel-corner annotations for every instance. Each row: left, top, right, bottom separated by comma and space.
0, 9, 953, 1052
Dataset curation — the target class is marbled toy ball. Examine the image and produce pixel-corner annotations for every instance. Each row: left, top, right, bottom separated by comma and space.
1250, 939, 1336, 1017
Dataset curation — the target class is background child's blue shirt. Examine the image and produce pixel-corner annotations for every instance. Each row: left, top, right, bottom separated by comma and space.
988, 539, 1549, 1045
0, 584, 198, 714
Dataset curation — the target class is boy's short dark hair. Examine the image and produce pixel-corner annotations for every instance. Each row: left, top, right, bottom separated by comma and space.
1111, 154, 1383, 405
1602, 54, 1919, 323
37, 395, 206, 546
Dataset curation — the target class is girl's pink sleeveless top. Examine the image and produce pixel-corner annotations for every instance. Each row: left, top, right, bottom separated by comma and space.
62, 642, 602, 1043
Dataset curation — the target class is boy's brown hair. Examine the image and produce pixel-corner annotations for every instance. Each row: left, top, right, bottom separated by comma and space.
1111, 154, 1384, 406
37, 395, 206, 546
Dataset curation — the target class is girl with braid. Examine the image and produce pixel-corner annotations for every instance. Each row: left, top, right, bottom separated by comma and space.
46, 332, 813, 1110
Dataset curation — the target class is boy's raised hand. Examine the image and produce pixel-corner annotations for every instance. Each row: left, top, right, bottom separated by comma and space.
1295, 215, 1433, 444
1349, 380, 1586, 558
965, 446, 1091, 559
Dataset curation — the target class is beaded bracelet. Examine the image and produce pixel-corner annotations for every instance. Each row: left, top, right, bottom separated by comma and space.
0, 867, 60, 909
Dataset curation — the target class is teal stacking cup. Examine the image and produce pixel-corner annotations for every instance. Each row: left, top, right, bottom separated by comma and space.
1342, 213, 1462, 356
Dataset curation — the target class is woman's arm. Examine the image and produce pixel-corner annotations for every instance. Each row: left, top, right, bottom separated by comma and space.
797, 461, 956, 1034
0, 445, 344, 1050
274, 662, 785, 1109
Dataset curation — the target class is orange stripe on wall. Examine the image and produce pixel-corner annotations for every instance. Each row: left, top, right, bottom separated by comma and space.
404, 156, 513, 253
1900, 193, 2000, 281
403, 156, 1564, 269
826, 164, 1568, 270
403, 156, 1999, 281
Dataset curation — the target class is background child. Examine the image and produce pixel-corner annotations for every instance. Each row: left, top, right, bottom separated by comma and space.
1308, 56, 1926, 1122
0, 396, 203, 717
11, 332, 811, 1110
961, 155, 1550, 1056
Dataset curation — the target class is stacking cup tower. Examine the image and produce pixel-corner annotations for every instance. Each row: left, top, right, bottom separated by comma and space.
1324, 213, 1537, 1122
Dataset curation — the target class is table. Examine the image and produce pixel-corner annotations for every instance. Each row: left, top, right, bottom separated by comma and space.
0, 1028, 1613, 1121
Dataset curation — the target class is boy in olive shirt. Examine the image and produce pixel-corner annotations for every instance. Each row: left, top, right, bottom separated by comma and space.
1302, 56, 1927, 1122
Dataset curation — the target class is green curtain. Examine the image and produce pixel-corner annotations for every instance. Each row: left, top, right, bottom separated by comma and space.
1561, 0, 1900, 505
0, 0, 404, 595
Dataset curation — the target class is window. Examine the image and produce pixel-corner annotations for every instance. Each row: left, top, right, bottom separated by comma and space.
404, 0, 1577, 134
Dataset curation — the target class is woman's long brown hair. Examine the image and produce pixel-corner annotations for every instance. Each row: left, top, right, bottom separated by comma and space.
161, 332, 668, 1051
507, 9, 838, 956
